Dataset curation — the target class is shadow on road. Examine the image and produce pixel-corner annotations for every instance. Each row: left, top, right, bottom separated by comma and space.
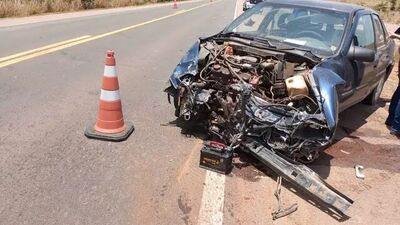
165, 98, 398, 221
231, 151, 351, 222
309, 99, 392, 179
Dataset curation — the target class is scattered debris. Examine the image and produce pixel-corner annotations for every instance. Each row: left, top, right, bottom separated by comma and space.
244, 139, 353, 215
340, 149, 351, 155
165, 37, 353, 215
272, 176, 298, 220
166, 39, 337, 164
199, 141, 233, 174
355, 165, 366, 179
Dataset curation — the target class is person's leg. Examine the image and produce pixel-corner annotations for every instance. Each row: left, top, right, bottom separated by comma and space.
386, 86, 400, 126
388, 46, 400, 127
391, 93, 400, 134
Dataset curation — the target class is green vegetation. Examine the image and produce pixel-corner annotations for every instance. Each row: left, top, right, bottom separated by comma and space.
1, 0, 399, 23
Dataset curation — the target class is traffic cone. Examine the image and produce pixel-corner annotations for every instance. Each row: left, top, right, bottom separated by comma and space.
173, 0, 178, 9
85, 50, 134, 142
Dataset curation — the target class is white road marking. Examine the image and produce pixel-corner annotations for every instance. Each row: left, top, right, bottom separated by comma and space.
198, 171, 226, 225
197, 2, 240, 224
0, 1, 220, 68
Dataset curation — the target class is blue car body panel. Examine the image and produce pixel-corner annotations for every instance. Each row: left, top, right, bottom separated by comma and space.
311, 66, 345, 131
169, 41, 200, 89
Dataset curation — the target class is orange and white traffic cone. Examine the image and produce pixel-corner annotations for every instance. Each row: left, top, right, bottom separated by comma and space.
85, 50, 134, 142
173, 0, 178, 9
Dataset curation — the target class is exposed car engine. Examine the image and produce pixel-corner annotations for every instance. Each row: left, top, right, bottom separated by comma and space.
168, 40, 332, 163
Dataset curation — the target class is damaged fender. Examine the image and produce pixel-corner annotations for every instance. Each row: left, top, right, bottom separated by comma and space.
310, 67, 345, 132
169, 41, 200, 89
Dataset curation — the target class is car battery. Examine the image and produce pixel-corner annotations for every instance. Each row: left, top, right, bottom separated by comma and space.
199, 141, 233, 174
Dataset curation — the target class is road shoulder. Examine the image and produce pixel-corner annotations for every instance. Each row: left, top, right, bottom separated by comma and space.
0, 0, 204, 28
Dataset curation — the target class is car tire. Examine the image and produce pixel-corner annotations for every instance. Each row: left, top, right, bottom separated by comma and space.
173, 95, 180, 117
363, 76, 385, 106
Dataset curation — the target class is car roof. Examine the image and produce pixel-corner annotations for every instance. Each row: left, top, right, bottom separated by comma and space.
261, 0, 370, 14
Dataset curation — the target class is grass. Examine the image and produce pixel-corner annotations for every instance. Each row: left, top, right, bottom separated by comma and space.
337, 0, 400, 23
0, 0, 174, 18
1, 0, 400, 23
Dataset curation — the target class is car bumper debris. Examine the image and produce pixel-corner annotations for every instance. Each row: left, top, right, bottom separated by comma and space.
243, 138, 353, 215
165, 37, 353, 215
354, 165, 366, 179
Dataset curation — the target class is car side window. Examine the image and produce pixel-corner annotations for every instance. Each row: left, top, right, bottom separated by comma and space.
372, 14, 386, 48
354, 15, 375, 50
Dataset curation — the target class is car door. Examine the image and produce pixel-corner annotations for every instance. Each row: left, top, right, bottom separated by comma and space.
371, 14, 392, 84
347, 13, 379, 103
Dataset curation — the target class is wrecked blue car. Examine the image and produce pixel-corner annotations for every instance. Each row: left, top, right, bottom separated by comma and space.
165, 0, 398, 215
166, 0, 395, 163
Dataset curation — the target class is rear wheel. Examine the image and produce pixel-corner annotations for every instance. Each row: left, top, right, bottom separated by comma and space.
363, 76, 385, 106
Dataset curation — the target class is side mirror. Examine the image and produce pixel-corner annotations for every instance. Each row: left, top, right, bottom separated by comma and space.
347, 45, 375, 62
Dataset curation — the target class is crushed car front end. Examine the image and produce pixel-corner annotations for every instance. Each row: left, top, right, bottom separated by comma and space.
165, 36, 344, 163
165, 2, 354, 215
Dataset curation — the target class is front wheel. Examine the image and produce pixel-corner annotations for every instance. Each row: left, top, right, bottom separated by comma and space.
363, 76, 385, 106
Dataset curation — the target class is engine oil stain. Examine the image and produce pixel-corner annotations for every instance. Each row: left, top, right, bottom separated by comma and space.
178, 194, 192, 225
232, 166, 265, 182
324, 138, 400, 173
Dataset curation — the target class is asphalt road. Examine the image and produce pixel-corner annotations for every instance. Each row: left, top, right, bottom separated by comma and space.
1, 0, 400, 224
0, 1, 235, 224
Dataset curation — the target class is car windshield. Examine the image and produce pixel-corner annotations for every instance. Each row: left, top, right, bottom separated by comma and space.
223, 3, 349, 57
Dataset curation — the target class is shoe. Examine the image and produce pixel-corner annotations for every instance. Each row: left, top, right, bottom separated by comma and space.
386, 120, 393, 132
389, 128, 400, 139
390, 132, 400, 139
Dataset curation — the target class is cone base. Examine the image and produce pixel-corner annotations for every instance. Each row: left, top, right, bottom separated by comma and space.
95, 124, 126, 134
85, 121, 134, 142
